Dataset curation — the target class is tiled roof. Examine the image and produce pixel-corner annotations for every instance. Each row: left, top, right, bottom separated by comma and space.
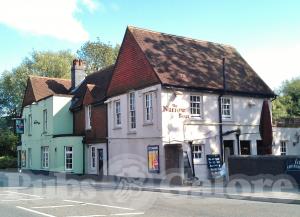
22, 76, 71, 107
128, 26, 275, 97
70, 65, 114, 110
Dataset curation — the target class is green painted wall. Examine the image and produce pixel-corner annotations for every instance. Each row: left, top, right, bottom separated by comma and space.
21, 96, 84, 174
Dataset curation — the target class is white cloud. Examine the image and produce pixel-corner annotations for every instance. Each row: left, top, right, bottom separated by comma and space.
243, 43, 300, 89
0, 0, 99, 43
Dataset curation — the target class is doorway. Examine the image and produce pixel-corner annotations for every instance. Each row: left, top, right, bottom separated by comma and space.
165, 144, 183, 185
224, 140, 235, 155
97, 149, 104, 176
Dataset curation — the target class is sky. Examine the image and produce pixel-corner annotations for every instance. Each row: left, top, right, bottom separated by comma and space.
0, 0, 299, 90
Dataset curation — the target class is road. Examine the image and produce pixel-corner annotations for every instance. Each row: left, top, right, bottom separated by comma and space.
0, 183, 299, 217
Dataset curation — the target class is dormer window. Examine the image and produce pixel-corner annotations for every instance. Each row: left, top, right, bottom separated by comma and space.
85, 105, 92, 130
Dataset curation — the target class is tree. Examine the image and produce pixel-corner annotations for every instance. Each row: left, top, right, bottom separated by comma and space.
0, 50, 75, 116
77, 38, 119, 74
272, 77, 300, 119
0, 130, 18, 156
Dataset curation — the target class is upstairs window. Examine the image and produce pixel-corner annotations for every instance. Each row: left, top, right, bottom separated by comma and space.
43, 109, 47, 133
221, 97, 232, 119
85, 105, 92, 130
190, 95, 202, 117
28, 114, 32, 135
129, 92, 136, 130
114, 100, 121, 127
144, 92, 153, 123
280, 141, 287, 156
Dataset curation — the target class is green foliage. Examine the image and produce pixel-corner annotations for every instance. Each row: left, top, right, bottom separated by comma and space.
0, 156, 17, 169
0, 130, 18, 157
0, 50, 75, 115
77, 38, 119, 74
272, 77, 300, 119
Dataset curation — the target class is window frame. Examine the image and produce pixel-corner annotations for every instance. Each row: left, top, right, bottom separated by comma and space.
41, 146, 49, 169
128, 92, 136, 130
221, 97, 233, 120
91, 147, 96, 169
144, 92, 153, 124
114, 100, 122, 127
85, 105, 92, 130
43, 109, 47, 133
65, 146, 73, 171
280, 141, 287, 156
190, 95, 203, 118
28, 114, 32, 136
192, 144, 205, 164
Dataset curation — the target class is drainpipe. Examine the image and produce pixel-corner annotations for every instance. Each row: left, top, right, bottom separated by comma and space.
188, 141, 195, 177
82, 137, 86, 175
219, 57, 226, 162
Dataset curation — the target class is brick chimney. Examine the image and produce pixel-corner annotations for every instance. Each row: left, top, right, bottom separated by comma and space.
71, 59, 86, 90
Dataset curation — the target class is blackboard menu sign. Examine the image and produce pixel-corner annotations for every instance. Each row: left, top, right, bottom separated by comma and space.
206, 154, 222, 178
286, 158, 300, 171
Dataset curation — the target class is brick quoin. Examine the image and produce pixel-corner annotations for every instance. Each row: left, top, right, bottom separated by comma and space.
107, 29, 160, 97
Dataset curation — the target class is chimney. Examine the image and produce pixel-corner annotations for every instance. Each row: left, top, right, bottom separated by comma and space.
71, 59, 86, 90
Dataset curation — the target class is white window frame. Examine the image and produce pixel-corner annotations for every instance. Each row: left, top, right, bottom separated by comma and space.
65, 146, 73, 171
114, 100, 121, 127
221, 97, 232, 120
190, 95, 202, 118
128, 92, 136, 130
144, 92, 153, 124
28, 114, 32, 135
85, 105, 92, 130
41, 146, 49, 169
280, 141, 287, 156
28, 148, 32, 168
91, 147, 96, 169
192, 144, 204, 164
43, 109, 47, 133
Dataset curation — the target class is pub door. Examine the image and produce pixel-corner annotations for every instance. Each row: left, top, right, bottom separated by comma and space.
165, 144, 183, 185
97, 149, 104, 177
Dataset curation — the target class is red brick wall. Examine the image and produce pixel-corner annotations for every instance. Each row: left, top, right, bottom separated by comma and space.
107, 30, 160, 97
74, 109, 85, 135
74, 105, 107, 144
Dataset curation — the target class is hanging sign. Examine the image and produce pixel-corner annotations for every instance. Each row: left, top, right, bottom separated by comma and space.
15, 119, 24, 134
148, 145, 160, 173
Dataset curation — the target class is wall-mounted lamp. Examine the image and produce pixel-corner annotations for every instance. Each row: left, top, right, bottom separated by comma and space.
248, 100, 256, 108
34, 120, 40, 125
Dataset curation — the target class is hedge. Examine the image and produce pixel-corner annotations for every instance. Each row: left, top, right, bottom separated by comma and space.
0, 156, 17, 169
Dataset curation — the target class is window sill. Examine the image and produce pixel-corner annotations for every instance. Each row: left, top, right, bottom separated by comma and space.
113, 126, 122, 130
189, 116, 203, 121
127, 130, 137, 135
222, 118, 234, 122
143, 122, 153, 126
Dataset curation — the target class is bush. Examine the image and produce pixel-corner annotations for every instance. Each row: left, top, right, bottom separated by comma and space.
0, 156, 17, 169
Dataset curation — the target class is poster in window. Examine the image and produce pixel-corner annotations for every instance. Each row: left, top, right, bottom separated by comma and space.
148, 145, 160, 173
15, 119, 24, 134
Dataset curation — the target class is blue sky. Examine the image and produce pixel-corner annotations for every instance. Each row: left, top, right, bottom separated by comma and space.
0, 0, 299, 89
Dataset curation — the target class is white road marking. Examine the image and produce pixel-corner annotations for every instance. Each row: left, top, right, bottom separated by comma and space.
5, 191, 42, 198
111, 213, 144, 216
67, 215, 107, 217
32, 204, 75, 209
16, 206, 57, 217
1, 198, 43, 202
64, 200, 135, 211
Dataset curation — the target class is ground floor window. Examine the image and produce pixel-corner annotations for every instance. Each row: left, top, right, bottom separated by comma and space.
41, 146, 49, 168
240, 140, 251, 155
280, 141, 287, 155
192, 144, 204, 162
65, 146, 73, 170
28, 148, 32, 168
91, 147, 96, 169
